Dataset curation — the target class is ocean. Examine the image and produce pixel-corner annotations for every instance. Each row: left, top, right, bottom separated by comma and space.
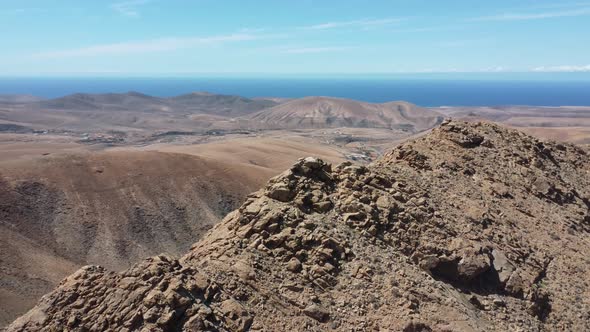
0, 77, 589, 107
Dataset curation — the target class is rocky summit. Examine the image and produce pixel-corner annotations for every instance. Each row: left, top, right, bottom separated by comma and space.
7, 121, 590, 331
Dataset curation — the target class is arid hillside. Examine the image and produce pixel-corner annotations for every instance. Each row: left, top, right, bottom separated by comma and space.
0, 151, 255, 326
169, 92, 278, 117
8, 121, 589, 331
247, 97, 443, 131
0, 142, 347, 327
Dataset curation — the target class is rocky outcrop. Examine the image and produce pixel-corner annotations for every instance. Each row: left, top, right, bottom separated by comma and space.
8, 121, 590, 331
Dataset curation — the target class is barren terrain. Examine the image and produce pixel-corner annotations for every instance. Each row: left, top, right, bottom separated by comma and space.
0, 139, 348, 326
1, 92, 590, 328
8, 121, 590, 331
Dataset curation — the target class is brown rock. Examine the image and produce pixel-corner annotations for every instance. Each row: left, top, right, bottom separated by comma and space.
457, 252, 491, 281
303, 304, 329, 322
376, 196, 391, 209
267, 183, 293, 202
287, 257, 303, 273
491, 250, 515, 285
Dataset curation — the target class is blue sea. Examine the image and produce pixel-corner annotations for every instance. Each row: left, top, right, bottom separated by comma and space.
1, 77, 589, 107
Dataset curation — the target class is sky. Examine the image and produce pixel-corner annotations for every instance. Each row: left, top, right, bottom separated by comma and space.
0, 0, 589, 76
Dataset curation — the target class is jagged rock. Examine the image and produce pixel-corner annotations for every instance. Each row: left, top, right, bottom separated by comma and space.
419, 255, 440, 271
441, 123, 485, 148
218, 299, 253, 332
266, 183, 293, 202
8, 121, 590, 332
492, 250, 515, 285
313, 200, 333, 213
301, 157, 322, 170
457, 252, 491, 281
303, 304, 329, 322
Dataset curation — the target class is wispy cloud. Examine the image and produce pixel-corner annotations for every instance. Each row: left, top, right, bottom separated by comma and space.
469, 7, 590, 21
389, 26, 461, 33
301, 18, 404, 30
0, 7, 45, 15
527, 2, 590, 10
436, 40, 475, 48
481, 66, 510, 72
111, 0, 150, 17
281, 46, 354, 54
238, 27, 266, 33
32, 33, 266, 58
433, 37, 492, 48
532, 65, 590, 72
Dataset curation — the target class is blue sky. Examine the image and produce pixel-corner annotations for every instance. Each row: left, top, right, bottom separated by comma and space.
1, 0, 589, 76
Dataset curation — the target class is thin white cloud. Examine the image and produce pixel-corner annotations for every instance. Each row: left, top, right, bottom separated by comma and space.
389, 26, 461, 33
406, 68, 462, 73
8, 8, 27, 14
376, 66, 517, 74
282, 46, 354, 54
470, 7, 590, 21
481, 66, 509, 72
32, 33, 265, 58
111, 0, 150, 17
532, 65, 590, 72
436, 40, 470, 48
527, 2, 590, 10
435, 38, 490, 48
0, 7, 45, 15
238, 27, 266, 33
301, 18, 404, 30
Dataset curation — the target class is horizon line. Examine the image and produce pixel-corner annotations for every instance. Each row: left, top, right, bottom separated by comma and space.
2, 71, 590, 78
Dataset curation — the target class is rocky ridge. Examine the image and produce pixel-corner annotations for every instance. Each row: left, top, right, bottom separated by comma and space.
7, 121, 590, 331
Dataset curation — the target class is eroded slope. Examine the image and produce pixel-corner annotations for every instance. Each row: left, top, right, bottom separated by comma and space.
247, 97, 442, 132
0, 151, 260, 326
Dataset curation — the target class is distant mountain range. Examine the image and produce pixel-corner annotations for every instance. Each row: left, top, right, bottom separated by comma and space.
0, 94, 45, 104
33, 91, 277, 115
0, 92, 443, 135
